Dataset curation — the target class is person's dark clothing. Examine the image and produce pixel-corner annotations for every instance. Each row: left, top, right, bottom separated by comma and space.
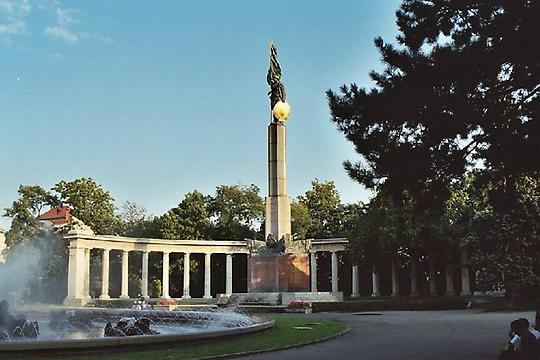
520, 331, 539, 359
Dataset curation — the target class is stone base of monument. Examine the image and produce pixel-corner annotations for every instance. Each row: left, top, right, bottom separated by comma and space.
247, 254, 310, 292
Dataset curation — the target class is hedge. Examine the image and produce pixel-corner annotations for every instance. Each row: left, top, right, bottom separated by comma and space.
312, 297, 467, 312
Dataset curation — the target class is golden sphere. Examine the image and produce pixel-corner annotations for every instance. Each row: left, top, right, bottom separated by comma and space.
272, 101, 291, 121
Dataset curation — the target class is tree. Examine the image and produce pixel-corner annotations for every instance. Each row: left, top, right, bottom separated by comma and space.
327, 0, 539, 205
53, 178, 121, 235
297, 180, 346, 238
160, 190, 211, 240
3, 185, 58, 248
208, 184, 264, 240
119, 201, 160, 238
2, 186, 67, 303
466, 174, 540, 294
290, 201, 312, 239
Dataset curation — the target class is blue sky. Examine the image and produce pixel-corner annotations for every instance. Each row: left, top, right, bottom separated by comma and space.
0, 0, 402, 229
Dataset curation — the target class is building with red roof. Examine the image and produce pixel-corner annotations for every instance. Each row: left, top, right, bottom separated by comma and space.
37, 206, 72, 227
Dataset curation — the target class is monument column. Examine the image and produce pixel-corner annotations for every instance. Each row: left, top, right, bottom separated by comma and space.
99, 249, 110, 300
182, 252, 191, 299
141, 251, 149, 299
391, 259, 399, 297
120, 250, 129, 299
265, 122, 292, 239
203, 253, 212, 299
460, 249, 472, 296
310, 251, 318, 293
225, 253, 233, 295
371, 266, 380, 297
351, 265, 360, 297
331, 251, 339, 293
162, 252, 170, 299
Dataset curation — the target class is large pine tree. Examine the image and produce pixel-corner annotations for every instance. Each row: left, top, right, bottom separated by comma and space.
327, 0, 539, 204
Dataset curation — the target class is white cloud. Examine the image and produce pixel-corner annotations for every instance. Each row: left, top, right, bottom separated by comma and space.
0, 20, 24, 34
44, 25, 77, 43
0, 0, 30, 37
0, 0, 31, 16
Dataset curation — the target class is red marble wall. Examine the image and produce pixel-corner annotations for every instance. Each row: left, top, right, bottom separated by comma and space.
248, 254, 310, 292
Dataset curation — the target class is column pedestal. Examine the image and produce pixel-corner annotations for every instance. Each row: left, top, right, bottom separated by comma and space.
331, 251, 338, 293
410, 261, 419, 297
351, 265, 359, 297
99, 249, 110, 300
371, 266, 380, 297
445, 256, 455, 296
428, 257, 437, 296
84, 248, 91, 299
310, 251, 317, 293
203, 253, 212, 299
460, 249, 472, 296
161, 252, 170, 299
225, 254, 233, 295
141, 251, 149, 299
182, 252, 191, 299
119, 250, 129, 299
391, 259, 399, 297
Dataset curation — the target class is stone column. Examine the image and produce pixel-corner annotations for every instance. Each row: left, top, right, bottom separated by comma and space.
141, 251, 149, 299
391, 259, 399, 297
410, 261, 419, 297
460, 249, 472, 296
445, 255, 455, 296
265, 122, 292, 239
203, 253, 212, 299
331, 251, 339, 293
161, 252, 170, 299
99, 249, 110, 300
351, 265, 360, 297
84, 248, 91, 299
64, 246, 86, 305
182, 252, 191, 299
428, 257, 437, 296
120, 250, 129, 299
371, 266, 380, 297
310, 251, 318, 293
225, 253, 233, 295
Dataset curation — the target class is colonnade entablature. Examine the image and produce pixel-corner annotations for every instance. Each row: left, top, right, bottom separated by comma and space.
65, 233, 250, 255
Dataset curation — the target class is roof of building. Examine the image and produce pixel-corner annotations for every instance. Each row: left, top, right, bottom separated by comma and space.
37, 206, 71, 226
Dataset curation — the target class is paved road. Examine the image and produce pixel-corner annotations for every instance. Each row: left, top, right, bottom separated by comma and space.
241, 310, 535, 360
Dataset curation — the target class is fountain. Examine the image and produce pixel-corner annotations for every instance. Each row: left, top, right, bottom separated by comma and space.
0, 301, 273, 354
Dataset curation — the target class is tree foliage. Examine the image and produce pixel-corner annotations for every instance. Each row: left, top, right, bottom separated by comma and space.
297, 180, 347, 238
327, 0, 539, 204
160, 190, 211, 240
208, 184, 264, 239
53, 178, 120, 235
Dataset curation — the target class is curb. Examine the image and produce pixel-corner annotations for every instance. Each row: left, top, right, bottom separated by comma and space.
199, 325, 351, 359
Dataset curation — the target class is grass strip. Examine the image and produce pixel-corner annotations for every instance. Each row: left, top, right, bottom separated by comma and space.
18, 316, 347, 360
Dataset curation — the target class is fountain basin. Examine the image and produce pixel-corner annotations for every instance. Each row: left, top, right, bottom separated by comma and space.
0, 308, 274, 354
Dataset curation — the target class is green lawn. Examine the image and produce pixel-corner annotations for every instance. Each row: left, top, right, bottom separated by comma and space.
18, 316, 347, 360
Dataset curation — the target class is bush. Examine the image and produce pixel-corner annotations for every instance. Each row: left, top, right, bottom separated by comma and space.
312, 297, 467, 312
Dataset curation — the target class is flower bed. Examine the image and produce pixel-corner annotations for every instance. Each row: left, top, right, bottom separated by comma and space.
155, 298, 177, 311
285, 300, 312, 313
